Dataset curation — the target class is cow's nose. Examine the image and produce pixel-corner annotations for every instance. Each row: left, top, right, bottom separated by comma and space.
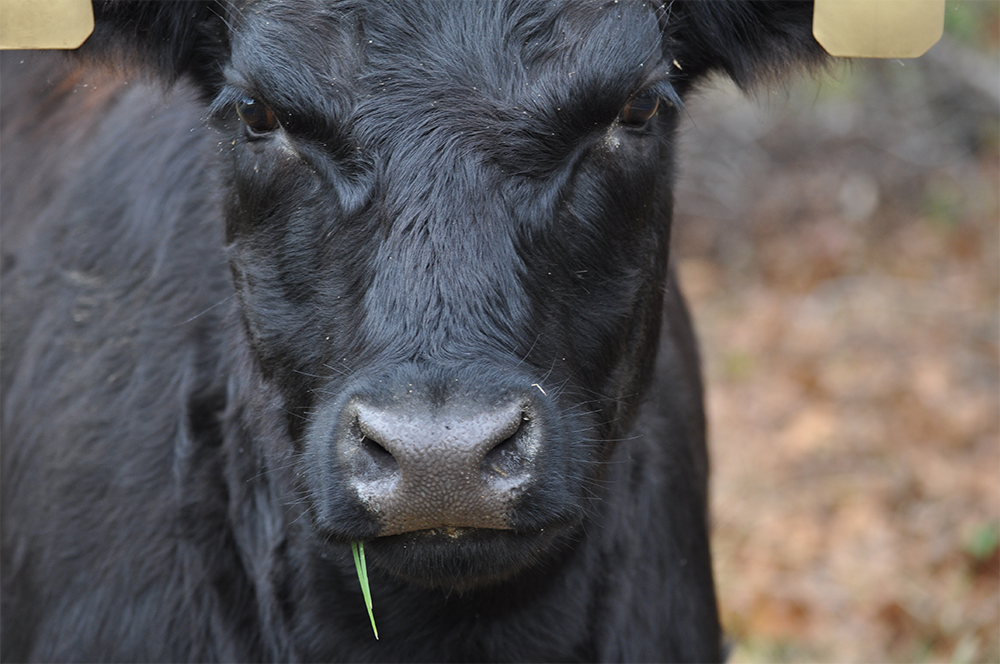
339, 398, 537, 536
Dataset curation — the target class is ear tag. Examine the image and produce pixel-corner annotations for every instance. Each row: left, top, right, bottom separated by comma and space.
813, 0, 945, 58
1, 0, 94, 50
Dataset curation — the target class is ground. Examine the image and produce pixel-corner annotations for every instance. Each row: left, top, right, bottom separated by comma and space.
672, 4, 1000, 661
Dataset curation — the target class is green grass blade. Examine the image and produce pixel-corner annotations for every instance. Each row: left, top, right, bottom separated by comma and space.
351, 541, 378, 639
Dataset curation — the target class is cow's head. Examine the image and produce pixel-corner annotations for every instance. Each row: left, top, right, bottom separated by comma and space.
87, 0, 822, 590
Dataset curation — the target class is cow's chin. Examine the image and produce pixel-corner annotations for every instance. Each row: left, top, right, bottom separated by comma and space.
364, 526, 566, 593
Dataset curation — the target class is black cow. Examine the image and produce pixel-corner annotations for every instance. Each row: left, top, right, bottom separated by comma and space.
0, 1, 824, 661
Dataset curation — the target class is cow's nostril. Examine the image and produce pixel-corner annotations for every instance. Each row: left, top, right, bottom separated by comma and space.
357, 426, 399, 477
481, 413, 531, 480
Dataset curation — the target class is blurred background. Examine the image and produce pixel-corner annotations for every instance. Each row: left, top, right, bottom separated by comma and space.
671, 1, 999, 661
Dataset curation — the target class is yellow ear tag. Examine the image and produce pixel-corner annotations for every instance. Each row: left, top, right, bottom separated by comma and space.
1, 0, 94, 50
813, 0, 945, 58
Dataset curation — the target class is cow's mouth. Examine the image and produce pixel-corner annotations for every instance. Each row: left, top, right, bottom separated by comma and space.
363, 525, 569, 591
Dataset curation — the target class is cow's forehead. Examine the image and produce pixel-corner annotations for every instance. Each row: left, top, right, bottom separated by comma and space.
229, 0, 668, 115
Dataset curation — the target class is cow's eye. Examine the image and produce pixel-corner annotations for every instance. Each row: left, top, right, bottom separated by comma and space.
235, 96, 278, 134
618, 92, 659, 127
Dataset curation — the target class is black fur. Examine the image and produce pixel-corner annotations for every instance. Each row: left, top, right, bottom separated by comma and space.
0, 1, 823, 661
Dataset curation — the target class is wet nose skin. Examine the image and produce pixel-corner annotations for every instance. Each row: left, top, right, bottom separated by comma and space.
341, 399, 538, 536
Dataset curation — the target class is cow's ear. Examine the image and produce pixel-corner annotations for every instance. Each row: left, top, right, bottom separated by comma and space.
79, 1, 230, 93
667, 0, 827, 90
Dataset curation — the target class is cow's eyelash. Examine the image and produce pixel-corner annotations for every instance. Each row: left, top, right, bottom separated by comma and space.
209, 87, 273, 122
644, 79, 684, 111
208, 87, 241, 120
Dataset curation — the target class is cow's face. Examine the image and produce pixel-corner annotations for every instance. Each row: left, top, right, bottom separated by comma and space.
217, 0, 676, 590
